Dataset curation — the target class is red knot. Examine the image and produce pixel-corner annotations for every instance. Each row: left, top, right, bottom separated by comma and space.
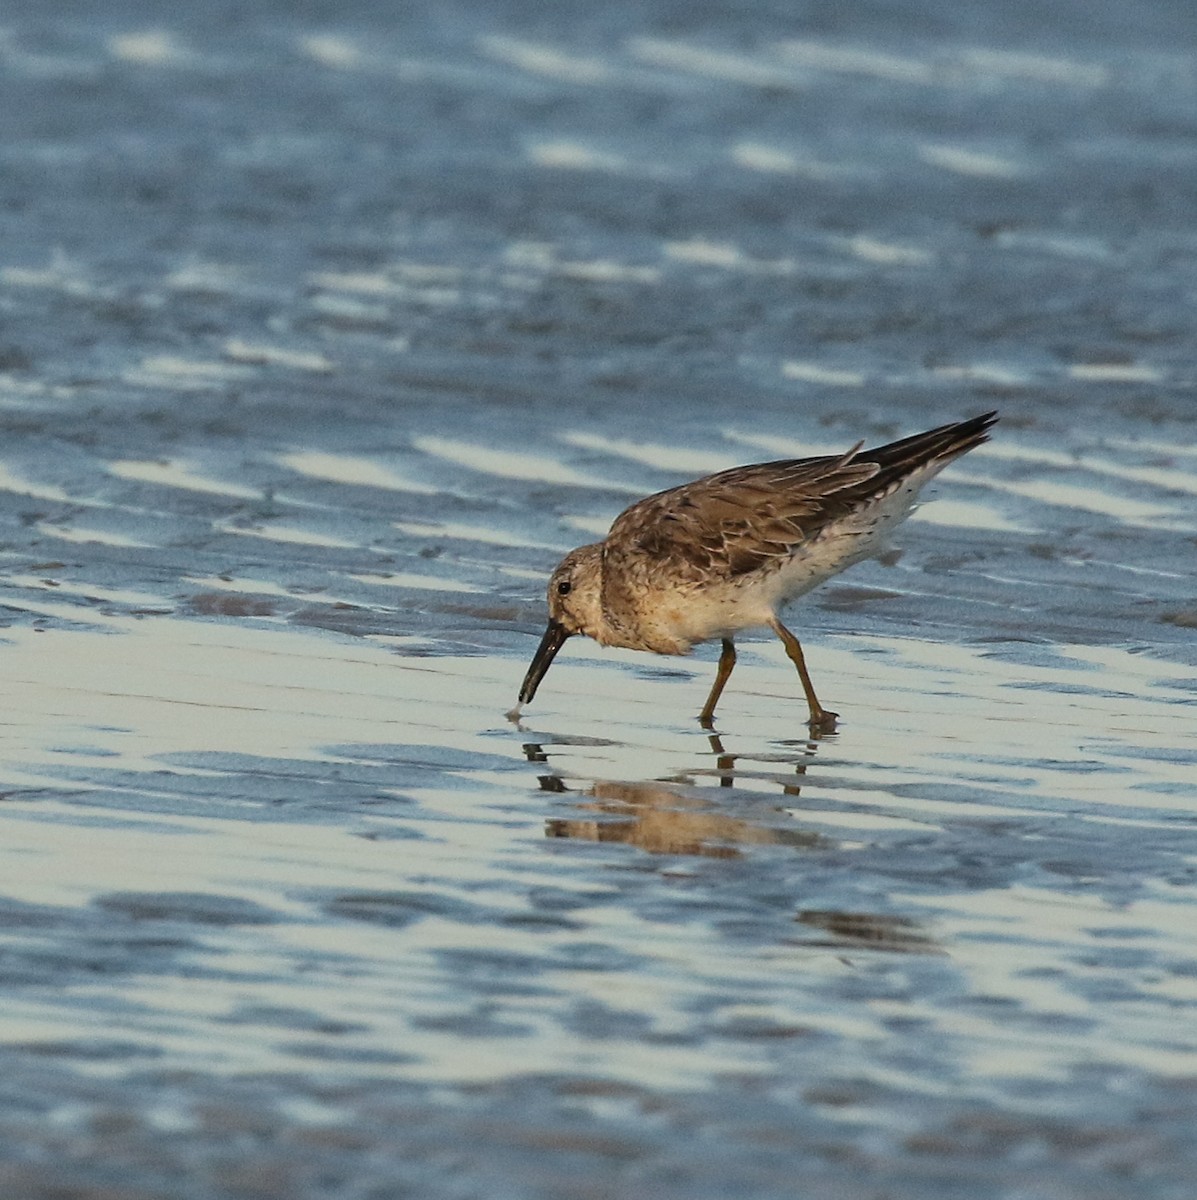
514, 412, 996, 731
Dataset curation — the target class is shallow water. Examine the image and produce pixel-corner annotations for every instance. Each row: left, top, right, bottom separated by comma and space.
1, 2, 1196, 1197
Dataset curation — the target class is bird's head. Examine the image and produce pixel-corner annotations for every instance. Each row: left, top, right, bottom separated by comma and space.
516, 544, 603, 707
545, 543, 604, 636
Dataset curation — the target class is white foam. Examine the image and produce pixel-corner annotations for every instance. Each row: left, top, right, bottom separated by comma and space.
307, 267, 463, 308
779, 39, 935, 84
958, 48, 1108, 87
930, 363, 1034, 387
394, 520, 559, 551
562, 514, 615, 538
1080, 458, 1197, 496
555, 259, 660, 283
731, 142, 843, 180
497, 565, 551, 581
215, 523, 364, 550
527, 141, 627, 172
722, 429, 854, 459
920, 144, 1024, 178
109, 31, 184, 65
731, 142, 799, 174
978, 441, 1197, 497
34, 523, 154, 549
109, 460, 262, 500
982, 477, 1178, 524
844, 235, 933, 266
166, 260, 249, 294
124, 355, 254, 389
479, 35, 612, 85
1105, 436, 1197, 460
505, 241, 556, 270
278, 451, 439, 495
559, 432, 736, 475
781, 361, 868, 387
0, 465, 72, 502
0, 375, 76, 403
995, 231, 1112, 260
504, 240, 659, 282
909, 499, 1036, 533
665, 238, 796, 274
225, 340, 333, 373
300, 35, 361, 69
629, 37, 803, 89
309, 270, 395, 295
1, 254, 92, 296
412, 436, 642, 492
185, 575, 297, 599
1068, 363, 1162, 383
307, 293, 391, 322
394, 263, 465, 285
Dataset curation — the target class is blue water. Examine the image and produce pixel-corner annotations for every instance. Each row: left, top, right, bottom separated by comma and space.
1, 3, 1195, 1197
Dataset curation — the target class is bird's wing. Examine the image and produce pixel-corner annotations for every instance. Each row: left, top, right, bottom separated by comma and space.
604, 447, 880, 583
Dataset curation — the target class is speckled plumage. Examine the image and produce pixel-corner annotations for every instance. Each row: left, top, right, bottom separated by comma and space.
515, 412, 996, 729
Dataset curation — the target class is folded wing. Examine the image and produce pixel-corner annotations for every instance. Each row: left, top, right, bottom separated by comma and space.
604, 446, 880, 583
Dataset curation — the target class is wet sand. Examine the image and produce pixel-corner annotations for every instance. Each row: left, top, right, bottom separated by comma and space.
1, 3, 1196, 1198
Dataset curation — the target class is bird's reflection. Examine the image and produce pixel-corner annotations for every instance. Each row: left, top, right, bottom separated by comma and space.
530, 732, 825, 857
710, 733, 735, 787
524, 734, 942, 955
658, 732, 817, 796
792, 910, 944, 955
543, 777, 823, 857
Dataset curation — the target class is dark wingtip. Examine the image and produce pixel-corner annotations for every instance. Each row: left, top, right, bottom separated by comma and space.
970, 409, 1000, 437
862, 411, 998, 473
948, 409, 999, 455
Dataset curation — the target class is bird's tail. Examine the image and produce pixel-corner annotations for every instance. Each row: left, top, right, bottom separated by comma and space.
857, 411, 997, 486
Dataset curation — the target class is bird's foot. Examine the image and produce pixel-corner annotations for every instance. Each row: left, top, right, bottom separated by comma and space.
807, 708, 839, 736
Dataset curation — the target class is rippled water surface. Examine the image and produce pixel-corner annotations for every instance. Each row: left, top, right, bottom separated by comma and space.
1, 2, 1196, 1197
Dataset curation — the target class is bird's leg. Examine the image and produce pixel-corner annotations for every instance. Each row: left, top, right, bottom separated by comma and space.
706, 733, 736, 787
767, 617, 838, 732
698, 638, 737, 728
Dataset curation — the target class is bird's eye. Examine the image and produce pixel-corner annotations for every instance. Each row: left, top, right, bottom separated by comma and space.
556, 580, 572, 597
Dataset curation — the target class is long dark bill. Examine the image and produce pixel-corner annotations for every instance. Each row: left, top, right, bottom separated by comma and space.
517, 620, 572, 705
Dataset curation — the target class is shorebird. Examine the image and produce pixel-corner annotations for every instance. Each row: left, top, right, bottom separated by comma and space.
514, 412, 996, 730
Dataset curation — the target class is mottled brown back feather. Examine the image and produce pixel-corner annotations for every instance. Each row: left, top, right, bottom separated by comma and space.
602, 413, 995, 586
